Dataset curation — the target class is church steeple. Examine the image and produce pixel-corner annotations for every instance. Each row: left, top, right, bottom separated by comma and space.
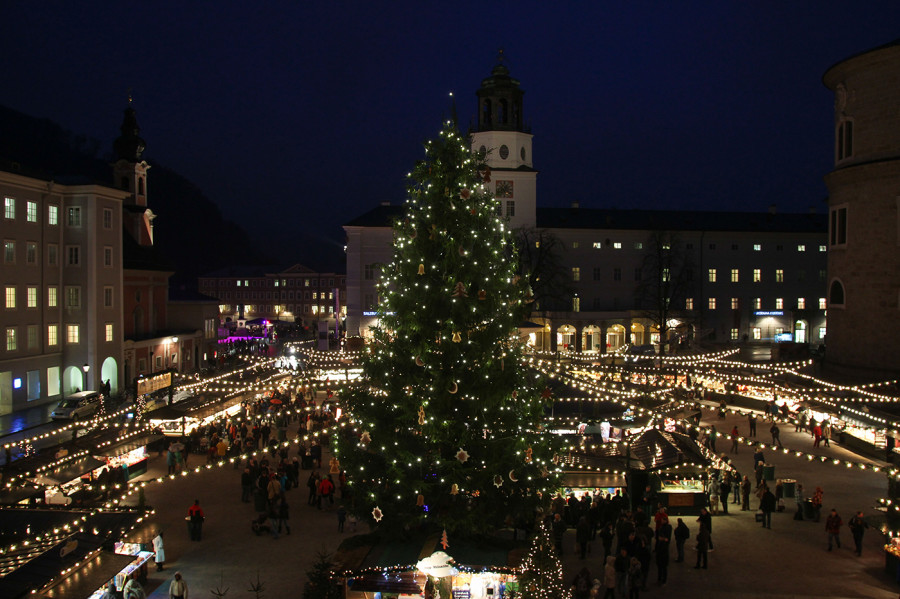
475, 50, 527, 133
112, 96, 153, 244
114, 97, 146, 162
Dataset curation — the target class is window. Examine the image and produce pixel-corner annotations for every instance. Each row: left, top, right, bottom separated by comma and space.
775, 327, 784, 336
48, 286, 57, 308
798, 270, 806, 282
4, 197, 15, 219
312, 292, 318, 300
613, 268, 622, 281
819, 269, 827, 281
304, 279, 310, 287
819, 327, 827, 340
572, 267, 580, 282
753, 269, 761, 282
708, 269, 717, 283
311, 305, 319, 315
819, 245, 827, 252
48, 205, 58, 225
613, 242, 622, 249
26, 286, 37, 308
67, 245, 80, 266
776, 244, 783, 251
775, 269, 784, 283
48, 324, 58, 346
837, 119, 853, 161
731, 297, 739, 310
797, 244, 806, 252
572, 296, 580, 312
103, 208, 113, 229
634, 242, 643, 250
752, 327, 761, 340
67, 206, 81, 227
819, 297, 827, 310
797, 298, 806, 309
686, 243, 694, 250
731, 328, 739, 341
685, 298, 694, 310
27, 326, 37, 349
662, 268, 670, 282
236, 280, 242, 287
105, 323, 114, 342
775, 298, 784, 309
592, 267, 601, 281
829, 280, 845, 306
592, 242, 602, 249
4, 240, 15, 263
364, 264, 376, 280
830, 205, 847, 247
730, 269, 739, 283
26, 242, 36, 264
104, 246, 113, 267
104, 287, 114, 308
708, 243, 716, 250
753, 297, 761, 310
708, 297, 717, 310
753, 244, 761, 251
505, 200, 515, 217
571, 241, 579, 249
26, 201, 37, 222
66, 287, 81, 308
6, 328, 16, 351
5, 286, 15, 309
48, 244, 57, 266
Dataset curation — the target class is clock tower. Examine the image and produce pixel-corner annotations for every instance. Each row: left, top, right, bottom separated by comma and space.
112, 100, 155, 246
471, 51, 537, 229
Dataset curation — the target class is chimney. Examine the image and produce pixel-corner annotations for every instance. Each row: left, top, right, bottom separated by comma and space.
768, 204, 777, 215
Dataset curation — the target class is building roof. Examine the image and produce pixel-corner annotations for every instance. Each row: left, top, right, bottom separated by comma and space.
343, 203, 826, 234
200, 262, 345, 278
168, 286, 219, 302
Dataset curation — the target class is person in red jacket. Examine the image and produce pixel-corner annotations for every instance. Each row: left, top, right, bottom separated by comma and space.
317, 475, 334, 510
188, 499, 205, 541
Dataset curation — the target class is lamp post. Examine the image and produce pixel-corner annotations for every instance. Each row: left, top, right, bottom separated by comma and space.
82, 363, 90, 391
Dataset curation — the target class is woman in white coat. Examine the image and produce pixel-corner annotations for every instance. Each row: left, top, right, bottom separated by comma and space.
152, 531, 166, 572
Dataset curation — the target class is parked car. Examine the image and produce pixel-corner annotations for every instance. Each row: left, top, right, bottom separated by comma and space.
50, 391, 103, 420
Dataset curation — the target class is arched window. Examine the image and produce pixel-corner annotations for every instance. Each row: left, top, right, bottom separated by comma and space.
482, 99, 492, 128
498, 99, 508, 124
829, 280, 845, 306
137, 177, 144, 195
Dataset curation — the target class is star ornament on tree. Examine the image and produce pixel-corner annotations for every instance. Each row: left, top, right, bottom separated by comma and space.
372, 506, 384, 522
493, 475, 504, 488
456, 448, 469, 463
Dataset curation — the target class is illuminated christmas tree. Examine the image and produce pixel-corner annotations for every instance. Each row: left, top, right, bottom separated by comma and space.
517, 520, 570, 599
336, 121, 562, 537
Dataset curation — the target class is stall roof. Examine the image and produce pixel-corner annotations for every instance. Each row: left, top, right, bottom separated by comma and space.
33, 456, 105, 486
0, 486, 44, 505
94, 434, 165, 457
348, 571, 424, 594
40, 551, 135, 599
629, 429, 707, 470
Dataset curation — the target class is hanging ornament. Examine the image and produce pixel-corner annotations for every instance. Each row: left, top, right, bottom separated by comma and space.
452, 331, 462, 343
481, 166, 491, 183
541, 466, 550, 478
552, 453, 560, 465
541, 387, 553, 400
359, 431, 371, 445
448, 381, 458, 394
477, 290, 486, 300
470, 208, 477, 215
459, 188, 471, 200
429, 224, 438, 240
372, 506, 384, 522
418, 263, 425, 275
450, 484, 459, 495
418, 405, 426, 425
330, 457, 341, 475
441, 528, 450, 550
508, 470, 519, 482
456, 448, 469, 463
525, 446, 533, 463
415, 356, 425, 367
458, 245, 466, 257
512, 275, 521, 285
417, 494, 425, 507
511, 390, 518, 399
493, 475, 503, 488
452, 282, 468, 298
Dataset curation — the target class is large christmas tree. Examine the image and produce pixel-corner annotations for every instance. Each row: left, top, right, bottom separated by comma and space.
336, 121, 562, 536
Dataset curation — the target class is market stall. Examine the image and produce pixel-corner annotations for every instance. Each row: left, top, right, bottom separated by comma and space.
31, 455, 106, 505
629, 429, 709, 513
93, 433, 165, 480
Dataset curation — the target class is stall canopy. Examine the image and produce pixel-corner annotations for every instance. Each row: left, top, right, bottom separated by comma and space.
95, 434, 165, 457
629, 429, 706, 470
33, 455, 105, 486
0, 486, 44, 505
347, 571, 424, 594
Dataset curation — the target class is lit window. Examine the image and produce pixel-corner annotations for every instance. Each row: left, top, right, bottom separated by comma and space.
26, 201, 37, 222
592, 242, 602, 249
6, 328, 16, 351
67, 206, 81, 227
571, 241, 579, 249
45, 324, 56, 346
4, 197, 15, 219
731, 297, 739, 310
572, 296, 580, 312
5, 286, 15, 309
105, 323, 114, 342
775, 298, 784, 309
311, 305, 319, 315
818, 297, 826, 310
753, 297, 761, 310
312, 292, 318, 300
753, 269, 761, 282
797, 298, 806, 309
818, 327, 826, 340
613, 242, 622, 249
66, 287, 81, 308
753, 244, 761, 251
634, 242, 643, 250
572, 267, 580, 282
48, 205, 58, 225
731, 328, 739, 340
48, 286, 57, 308
730, 269, 739, 283
797, 244, 806, 252
662, 268, 670, 282
27, 286, 37, 308
775, 269, 784, 283
775, 327, 784, 336
708, 297, 716, 310
708, 269, 717, 283
819, 245, 827, 252
685, 298, 694, 310
752, 327, 761, 340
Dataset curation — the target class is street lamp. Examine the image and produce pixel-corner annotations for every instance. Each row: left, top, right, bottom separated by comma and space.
82, 363, 90, 390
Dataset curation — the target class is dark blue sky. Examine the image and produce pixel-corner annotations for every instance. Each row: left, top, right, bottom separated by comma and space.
1, 2, 897, 257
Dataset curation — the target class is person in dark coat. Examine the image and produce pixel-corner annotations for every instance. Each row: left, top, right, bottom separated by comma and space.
655, 516, 672, 584
760, 486, 776, 529
673, 518, 689, 562
694, 523, 710, 569
696, 508, 713, 549
552, 513, 567, 556
848, 510, 868, 556
576, 516, 591, 559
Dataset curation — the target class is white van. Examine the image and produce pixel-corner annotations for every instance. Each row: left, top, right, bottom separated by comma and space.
51, 391, 103, 420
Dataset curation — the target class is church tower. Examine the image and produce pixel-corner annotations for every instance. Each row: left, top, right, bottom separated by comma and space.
471, 51, 537, 229
112, 100, 155, 246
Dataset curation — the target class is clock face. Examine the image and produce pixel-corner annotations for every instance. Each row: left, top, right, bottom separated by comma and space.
499, 144, 509, 160
495, 180, 514, 198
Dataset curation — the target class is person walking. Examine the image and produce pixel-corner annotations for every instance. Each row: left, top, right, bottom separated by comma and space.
655, 516, 672, 585
760, 485, 776, 529
848, 510, 868, 556
602, 556, 616, 599
823, 423, 832, 447
826, 509, 842, 551
169, 572, 188, 599
697, 508, 713, 550
694, 523, 710, 569
748, 413, 757, 437
152, 530, 165, 572
719, 478, 730, 514
770, 422, 782, 447
730, 426, 740, 454
241, 467, 252, 503
187, 499, 204, 541
741, 475, 752, 511
277, 494, 291, 535
337, 505, 347, 532
674, 518, 689, 562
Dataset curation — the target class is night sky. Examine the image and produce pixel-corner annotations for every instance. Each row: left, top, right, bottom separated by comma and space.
1, 2, 897, 258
